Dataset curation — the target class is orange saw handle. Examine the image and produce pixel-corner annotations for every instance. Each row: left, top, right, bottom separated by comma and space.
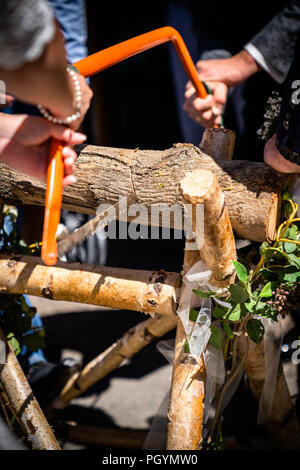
41, 26, 208, 265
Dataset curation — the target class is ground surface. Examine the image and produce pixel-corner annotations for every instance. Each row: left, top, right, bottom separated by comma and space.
29, 296, 174, 450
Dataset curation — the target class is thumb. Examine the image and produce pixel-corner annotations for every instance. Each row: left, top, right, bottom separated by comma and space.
212, 82, 228, 114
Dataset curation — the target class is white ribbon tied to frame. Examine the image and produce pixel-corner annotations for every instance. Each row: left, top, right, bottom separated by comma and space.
177, 259, 214, 357
177, 260, 226, 419
176, 253, 285, 426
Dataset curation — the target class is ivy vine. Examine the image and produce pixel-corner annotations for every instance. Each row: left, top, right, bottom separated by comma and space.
0, 207, 45, 356
186, 188, 300, 448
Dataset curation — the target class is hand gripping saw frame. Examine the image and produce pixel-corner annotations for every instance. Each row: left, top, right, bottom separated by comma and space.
41, 26, 209, 265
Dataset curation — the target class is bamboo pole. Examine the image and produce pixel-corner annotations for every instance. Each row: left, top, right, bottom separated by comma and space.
0, 254, 180, 316
59, 422, 148, 449
0, 328, 61, 450
167, 131, 237, 450
166, 245, 205, 450
51, 314, 177, 410
180, 169, 237, 287
238, 334, 300, 449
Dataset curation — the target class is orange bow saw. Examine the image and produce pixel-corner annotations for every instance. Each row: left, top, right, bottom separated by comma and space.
41, 26, 208, 265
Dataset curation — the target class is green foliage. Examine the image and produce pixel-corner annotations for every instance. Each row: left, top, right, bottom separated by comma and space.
189, 309, 199, 322
259, 282, 273, 298
232, 260, 248, 285
246, 319, 265, 344
209, 325, 223, 350
192, 195, 300, 349
0, 207, 45, 355
184, 339, 190, 353
222, 321, 233, 339
212, 305, 227, 319
192, 289, 215, 298
229, 284, 249, 304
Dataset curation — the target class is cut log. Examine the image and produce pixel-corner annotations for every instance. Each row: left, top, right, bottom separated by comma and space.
0, 254, 180, 316
0, 328, 61, 450
180, 169, 237, 287
0, 142, 283, 242
51, 314, 177, 409
200, 128, 236, 160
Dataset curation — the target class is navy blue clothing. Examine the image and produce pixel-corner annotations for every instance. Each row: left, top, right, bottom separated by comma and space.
277, 34, 300, 162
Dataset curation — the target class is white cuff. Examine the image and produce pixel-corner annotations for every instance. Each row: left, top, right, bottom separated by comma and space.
244, 43, 285, 84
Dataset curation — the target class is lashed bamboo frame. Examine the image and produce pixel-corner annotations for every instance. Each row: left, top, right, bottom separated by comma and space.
0, 128, 298, 450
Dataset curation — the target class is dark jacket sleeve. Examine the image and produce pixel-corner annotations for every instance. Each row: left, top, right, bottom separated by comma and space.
247, 0, 300, 83
276, 33, 300, 163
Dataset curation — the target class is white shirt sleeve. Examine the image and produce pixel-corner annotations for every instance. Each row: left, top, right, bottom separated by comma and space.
244, 42, 288, 85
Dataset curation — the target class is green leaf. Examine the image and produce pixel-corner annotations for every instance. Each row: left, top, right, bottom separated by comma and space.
22, 331, 45, 352
264, 247, 290, 262
283, 241, 297, 253
232, 260, 247, 285
259, 242, 271, 256
192, 289, 215, 298
246, 319, 265, 344
222, 321, 233, 339
260, 268, 279, 281
245, 279, 253, 298
13, 315, 31, 335
229, 284, 249, 304
244, 297, 257, 313
212, 305, 228, 319
209, 325, 223, 350
7, 334, 21, 356
189, 309, 199, 322
282, 270, 300, 283
282, 189, 293, 201
255, 299, 268, 311
225, 304, 242, 322
184, 339, 190, 353
288, 253, 300, 269
284, 225, 298, 241
259, 282, 273, 298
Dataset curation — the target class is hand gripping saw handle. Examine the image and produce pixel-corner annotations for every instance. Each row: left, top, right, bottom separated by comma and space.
41, 26, 208, 265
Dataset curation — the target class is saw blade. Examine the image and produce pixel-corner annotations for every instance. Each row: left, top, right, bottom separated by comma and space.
57, 194, 137, 258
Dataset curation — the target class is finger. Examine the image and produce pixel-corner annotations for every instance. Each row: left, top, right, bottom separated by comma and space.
63, 157, 75, 176
62, 145, 77, 162
185, 80, 193, 91
202, 109, 213, 121
184, 86, 196, 99
186, 110, 212, 127
62, 146, 76, 176
212, 83, 228, 111
192, 95, 213, 111
63, 174, 77, 187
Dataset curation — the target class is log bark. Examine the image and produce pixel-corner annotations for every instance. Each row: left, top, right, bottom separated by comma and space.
0, 329, 61, 450
51, 314, 177, 409
0, 143, 283, 242
238, 336, 300, 449
0, 254, 180, 316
